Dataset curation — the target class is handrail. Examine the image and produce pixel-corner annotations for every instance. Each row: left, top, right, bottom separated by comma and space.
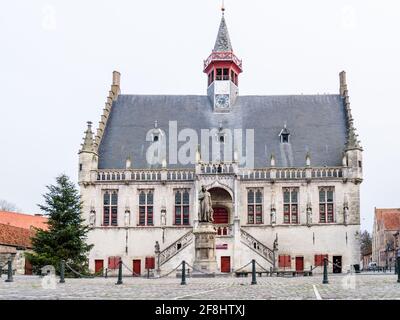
158, 231, 194, 267
240, 228, 275, 266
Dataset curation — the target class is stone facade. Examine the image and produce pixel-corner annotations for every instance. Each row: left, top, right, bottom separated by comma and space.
78, 11, 362, 276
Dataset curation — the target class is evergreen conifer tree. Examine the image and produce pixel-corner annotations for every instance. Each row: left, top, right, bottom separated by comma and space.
26, 174, 93, 275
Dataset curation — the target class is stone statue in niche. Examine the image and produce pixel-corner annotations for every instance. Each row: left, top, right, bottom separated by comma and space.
161, 208, 166, 226
89, 208, 96, 227
270, 207, 276, 225
343, 195, 350, 225
124, 208, 130, 227
198, 185, 214, 223
344, 205, 349, 225
306, 205, 312, 227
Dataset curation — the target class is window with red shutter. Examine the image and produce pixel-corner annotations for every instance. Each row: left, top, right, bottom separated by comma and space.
285, 255, 291, 268
145, 257, 155, 269
314, 254, 328, 267
108, 256, 121, 269
279, 255, 291, 268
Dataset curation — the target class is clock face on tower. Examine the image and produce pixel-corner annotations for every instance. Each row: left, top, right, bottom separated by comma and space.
215, 94, 230, 109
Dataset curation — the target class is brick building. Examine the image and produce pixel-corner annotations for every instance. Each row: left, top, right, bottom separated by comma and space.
372, 208, 400, 268
0, 211, 48, 274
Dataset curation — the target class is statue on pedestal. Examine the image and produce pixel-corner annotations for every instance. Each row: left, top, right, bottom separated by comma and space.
198, 185, 214, 223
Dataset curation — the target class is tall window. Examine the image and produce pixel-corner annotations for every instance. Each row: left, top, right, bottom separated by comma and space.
247, 189, 263, 224
319, 187, 334, 223
103, 190, 118, 226
283, 188, 299, 224
174, 189, 190, 225
139, 190, 154, 226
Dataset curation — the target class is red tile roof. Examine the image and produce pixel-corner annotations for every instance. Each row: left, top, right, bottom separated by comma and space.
0, 223, 35, 248
375, 208, 400, 231
0, 211, 48, 230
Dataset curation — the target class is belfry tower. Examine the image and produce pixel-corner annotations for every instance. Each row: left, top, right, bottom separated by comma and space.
204, 6, 242, 111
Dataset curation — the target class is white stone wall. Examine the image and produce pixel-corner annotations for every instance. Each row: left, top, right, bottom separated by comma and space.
79, 166, 360, 275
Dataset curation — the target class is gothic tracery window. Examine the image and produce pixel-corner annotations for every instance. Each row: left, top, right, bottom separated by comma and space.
319, 187, 334, 223
103, 190, 118, 226
283, 188, 298, 224
174, 189, 190, 225
247, 188, 263, 224
139, 190, 154, 226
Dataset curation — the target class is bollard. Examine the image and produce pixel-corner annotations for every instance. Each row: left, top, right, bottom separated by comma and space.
5, 257, 13, 283
60, 260, 65, 283
181, 261, 186, 285
0, 263, 3, 278
105, 268, 108, 278
251, 259, 257, 285
270, 266, 272, 277
397, 257, 400, 283
116, 259, 123, 285
322, 258, 329, 284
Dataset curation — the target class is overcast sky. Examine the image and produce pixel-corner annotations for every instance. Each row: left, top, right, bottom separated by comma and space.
1, 0, 399, 232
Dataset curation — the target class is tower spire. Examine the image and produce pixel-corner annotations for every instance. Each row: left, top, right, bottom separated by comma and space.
214, 5, 232, 52
80, 121, 95, 153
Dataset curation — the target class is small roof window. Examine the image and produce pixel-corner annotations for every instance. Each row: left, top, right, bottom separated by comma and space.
279, 124, 290, 143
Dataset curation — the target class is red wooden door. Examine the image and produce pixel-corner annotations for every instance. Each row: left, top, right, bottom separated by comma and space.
133, 259, 141, 277
221, 256, 231, 273
213, 207, 228, 224
95, 260, 104, 273
295, 257, 304, 272
24, 258, 33, 275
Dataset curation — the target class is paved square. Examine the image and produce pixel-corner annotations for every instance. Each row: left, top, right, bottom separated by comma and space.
0, 273, 399, 300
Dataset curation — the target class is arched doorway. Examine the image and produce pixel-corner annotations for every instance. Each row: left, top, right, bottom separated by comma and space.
208, 187, 233, 236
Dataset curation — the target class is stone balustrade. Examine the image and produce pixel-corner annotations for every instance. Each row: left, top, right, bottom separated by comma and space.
94, 166, 344, 183
215, 224, 233, 237
95, 169, 194, 182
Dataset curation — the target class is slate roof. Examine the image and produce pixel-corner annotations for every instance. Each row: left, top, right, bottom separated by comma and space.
98, 94, 348, 169
0, 211, 48, 230
214, 15, 232, 52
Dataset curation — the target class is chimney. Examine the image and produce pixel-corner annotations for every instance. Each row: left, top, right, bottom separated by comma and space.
339, 71, 347, 97
112, 71, 121, 86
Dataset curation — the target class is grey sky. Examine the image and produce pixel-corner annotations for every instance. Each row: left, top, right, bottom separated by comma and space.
1, 0, 399, 232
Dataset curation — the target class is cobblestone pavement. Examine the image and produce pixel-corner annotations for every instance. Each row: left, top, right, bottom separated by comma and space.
0, 273, 399, 300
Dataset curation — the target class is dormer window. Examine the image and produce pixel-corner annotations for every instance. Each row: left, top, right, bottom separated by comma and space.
279, 125, 290, 143
153, 135, 159, 142
219, 135, 225, 143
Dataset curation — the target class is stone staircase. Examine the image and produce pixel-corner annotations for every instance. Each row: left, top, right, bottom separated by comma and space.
158, 230, 194, 267
240, 228, 276, 267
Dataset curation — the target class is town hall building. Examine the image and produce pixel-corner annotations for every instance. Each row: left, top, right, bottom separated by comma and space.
78, 8, 363, 275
